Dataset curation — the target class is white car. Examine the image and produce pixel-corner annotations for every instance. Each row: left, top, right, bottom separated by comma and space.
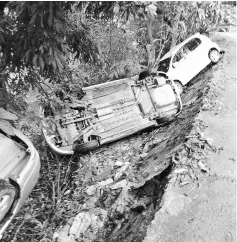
157, 33, 221, 91
40, 75, 182, 155
0, 107, 40, 238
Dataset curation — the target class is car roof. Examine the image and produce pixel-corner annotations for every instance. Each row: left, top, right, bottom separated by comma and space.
160, 33, 202, 62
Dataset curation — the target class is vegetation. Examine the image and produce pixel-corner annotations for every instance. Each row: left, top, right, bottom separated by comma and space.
0, 2, 225, 97
0, 1, 233, 241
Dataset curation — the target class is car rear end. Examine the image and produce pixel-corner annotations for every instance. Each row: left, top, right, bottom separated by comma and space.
152, 79, 182, 118
135, 74, 182, 123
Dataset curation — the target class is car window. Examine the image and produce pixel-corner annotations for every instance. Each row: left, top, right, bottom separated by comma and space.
173, 49, 184, 63
172, 38, 202, 66
157, 57, 171, 73
186, 38, 201, 51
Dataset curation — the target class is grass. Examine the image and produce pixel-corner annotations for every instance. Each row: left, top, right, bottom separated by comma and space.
2, 132, 81, 241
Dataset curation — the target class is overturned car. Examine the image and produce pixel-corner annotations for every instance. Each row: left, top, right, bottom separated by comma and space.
40, 74, 183, 155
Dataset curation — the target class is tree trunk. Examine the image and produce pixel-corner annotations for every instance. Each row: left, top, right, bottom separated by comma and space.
170, 11, 181, 48
146, 44, 156, 70
146, 16, 156, 71
0, 73, 8, 108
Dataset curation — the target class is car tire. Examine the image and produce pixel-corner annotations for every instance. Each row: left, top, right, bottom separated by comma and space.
74, 140, 100, 153
209, 49, 220, 64
174, 80, 184, 94
156, 114, 176, 124
0, 179, 15, 221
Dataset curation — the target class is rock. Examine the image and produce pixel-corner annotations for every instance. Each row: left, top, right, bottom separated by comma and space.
69, 212, 94, 239
82, 196, 99, 209
179, 175, 190, 187
115, 161, 124, 167
143, 142, 150, 153
114, 162, 130, 181
98, 178, 114, 187
174, 168, 187, 174
198, 160, 208, 172
86, 178, 114, 196
69, 209, 107, 240
57, 224, 76, 242
111, 187, 130, 213
139, 152, 148, 159
86, 185, 97, 196
110, 179, 127, 189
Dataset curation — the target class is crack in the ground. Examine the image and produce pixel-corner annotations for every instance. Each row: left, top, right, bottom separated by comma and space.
58, 62, 218, 242
93, 66, 215, 242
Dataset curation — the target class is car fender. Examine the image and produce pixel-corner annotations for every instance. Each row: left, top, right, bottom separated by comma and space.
210, 41, 221, 52
0, 129, 40, 237
167, 70, 185, 86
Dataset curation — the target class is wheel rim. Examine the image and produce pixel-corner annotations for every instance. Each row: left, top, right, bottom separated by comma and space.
0, 195, 12, 220
210, 50, 220, 63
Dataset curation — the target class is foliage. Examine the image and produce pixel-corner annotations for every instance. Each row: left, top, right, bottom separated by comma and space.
0, 10, 13, 72
1, 144, 81, 242
1, 1, 226, 100
79, 1, 224, 69
68, 18, 143, 86
0, 1, 100, 86
67, 3, 99, 64
1, 2, 67, 79
151, 1, 224, 65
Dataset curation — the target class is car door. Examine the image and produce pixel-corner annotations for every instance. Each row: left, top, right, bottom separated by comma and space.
170, 38, 204, 85
169, 44, 194, 85
185, 38, 206, 78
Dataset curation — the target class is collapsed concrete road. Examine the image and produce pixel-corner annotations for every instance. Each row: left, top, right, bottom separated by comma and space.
144, 32, 236, 242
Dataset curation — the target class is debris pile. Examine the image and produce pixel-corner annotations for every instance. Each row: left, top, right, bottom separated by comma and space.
171, 119, 221, 188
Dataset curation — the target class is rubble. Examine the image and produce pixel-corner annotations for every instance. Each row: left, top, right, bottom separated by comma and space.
86, 185, 97, 196
110, 179, 127, 190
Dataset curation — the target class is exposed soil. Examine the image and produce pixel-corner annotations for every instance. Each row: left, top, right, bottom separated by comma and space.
94, 60, 216, 242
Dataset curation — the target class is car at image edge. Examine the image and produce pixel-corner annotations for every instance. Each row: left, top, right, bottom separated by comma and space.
0, 106, 40, 238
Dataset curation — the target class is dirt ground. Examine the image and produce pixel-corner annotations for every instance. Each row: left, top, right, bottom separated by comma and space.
143, 32, 236, 242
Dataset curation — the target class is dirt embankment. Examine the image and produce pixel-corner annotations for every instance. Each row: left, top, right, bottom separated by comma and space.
97, 65, 215, 242
49, 35, 230, 242
60, 52, 220, 242
143, 33, 236, 242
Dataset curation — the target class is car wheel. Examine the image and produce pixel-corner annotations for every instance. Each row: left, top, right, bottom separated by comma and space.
174, 80, 184, 94
209, 49, 220, 64
0, 179, 15, 221
156, 114, 176, 124
74, 140, 100, 153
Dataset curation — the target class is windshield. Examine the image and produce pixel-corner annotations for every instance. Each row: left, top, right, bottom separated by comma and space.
157, 57, 171, 73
